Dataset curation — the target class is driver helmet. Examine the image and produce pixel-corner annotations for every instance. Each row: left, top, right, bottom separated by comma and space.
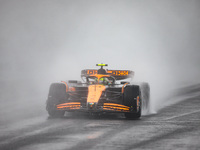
99, 77, 108, 85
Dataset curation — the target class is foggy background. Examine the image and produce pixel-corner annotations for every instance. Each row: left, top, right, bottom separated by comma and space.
0, 0, 200, 122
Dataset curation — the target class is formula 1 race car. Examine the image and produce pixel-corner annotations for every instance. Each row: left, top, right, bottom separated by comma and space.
46, 64, 150, 119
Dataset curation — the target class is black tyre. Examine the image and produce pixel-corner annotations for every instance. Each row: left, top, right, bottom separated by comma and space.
46, 83, 68, 117
140, 82, 150, 113
124, 85, 141, 119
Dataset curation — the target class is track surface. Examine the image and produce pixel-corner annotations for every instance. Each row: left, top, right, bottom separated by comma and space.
0, 94, 200, 150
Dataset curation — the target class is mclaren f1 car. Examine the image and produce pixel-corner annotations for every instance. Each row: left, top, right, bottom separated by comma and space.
46, 64, 150, 119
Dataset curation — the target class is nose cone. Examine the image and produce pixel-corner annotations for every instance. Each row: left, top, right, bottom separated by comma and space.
87, 85, 106, 105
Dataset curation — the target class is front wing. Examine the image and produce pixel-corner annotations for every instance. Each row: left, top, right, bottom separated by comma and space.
56, 102, 130, 113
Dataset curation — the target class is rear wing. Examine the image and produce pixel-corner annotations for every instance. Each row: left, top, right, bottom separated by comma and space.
81, 69, 134, 80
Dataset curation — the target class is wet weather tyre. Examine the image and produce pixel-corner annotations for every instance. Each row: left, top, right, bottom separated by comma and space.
46, 83, 68, 117
124, 85, 141, 119
46, 98, 65, 117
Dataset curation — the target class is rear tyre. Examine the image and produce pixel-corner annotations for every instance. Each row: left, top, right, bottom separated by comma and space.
46, 83, 68, 117
124, 85, 141, 119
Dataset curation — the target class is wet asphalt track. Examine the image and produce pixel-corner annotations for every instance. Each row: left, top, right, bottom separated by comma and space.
0, 89, 200, 150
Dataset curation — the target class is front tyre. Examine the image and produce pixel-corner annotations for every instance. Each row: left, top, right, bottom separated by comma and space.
124, 85, 141, 119
46, 98, 65, 117
46, 83, 68, 117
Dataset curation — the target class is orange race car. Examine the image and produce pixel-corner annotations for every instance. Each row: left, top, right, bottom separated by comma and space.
46, 64, 150, 119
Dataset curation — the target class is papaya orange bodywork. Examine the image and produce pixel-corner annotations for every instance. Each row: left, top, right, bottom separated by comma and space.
61, 81, 69, 92
57, 102, 81, 110
121, 82, 129, 93
69, 87, 76, 91
87, 85, 106, 103
137, 96, 140, 111
103, 103, 130, 112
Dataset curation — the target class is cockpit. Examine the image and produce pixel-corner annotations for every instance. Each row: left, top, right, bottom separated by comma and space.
86, 75, 115, 85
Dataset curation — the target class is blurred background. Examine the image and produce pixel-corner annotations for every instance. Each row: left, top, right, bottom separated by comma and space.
0, 0, 200, 122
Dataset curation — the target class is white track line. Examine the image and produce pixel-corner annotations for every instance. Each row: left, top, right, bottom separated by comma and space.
164, 110, 200, 121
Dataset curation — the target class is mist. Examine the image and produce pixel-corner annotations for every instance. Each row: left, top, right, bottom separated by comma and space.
0, 0, 200, 122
